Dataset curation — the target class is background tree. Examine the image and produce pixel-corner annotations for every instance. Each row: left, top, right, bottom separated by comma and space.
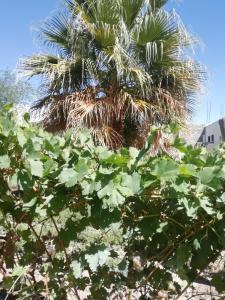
21, 0, 204, 148
0, 70, 36, 109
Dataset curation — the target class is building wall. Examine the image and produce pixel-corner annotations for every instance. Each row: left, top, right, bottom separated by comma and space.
202, 121, 223, 150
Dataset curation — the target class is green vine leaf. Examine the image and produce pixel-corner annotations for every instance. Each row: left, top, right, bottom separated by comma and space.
0, 154, 10, 169
58, 168, 78, 187
28, 159, 44, 177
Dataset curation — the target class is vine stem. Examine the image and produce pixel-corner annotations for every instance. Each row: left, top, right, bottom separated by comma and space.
50, 216, 70, 262
135, 215, 222, 295
175, 250, 222, 300
50, 215, 81, 300
28, 222, 52, 260
33, 183, 81, 299
44, 273, 50, 300
4, 270, 25, 300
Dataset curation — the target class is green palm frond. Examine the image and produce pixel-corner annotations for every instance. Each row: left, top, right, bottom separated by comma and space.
149, 0, 169, 11
40, 14, 73, 54
119, 0, 144, 28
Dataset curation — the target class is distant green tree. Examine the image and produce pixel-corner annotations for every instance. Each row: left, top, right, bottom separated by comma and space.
0, 70, 36, 108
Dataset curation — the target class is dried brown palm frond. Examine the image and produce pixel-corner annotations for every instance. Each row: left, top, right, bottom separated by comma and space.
32, 95, 67, 133
149, 129, 182, 160
32, 86, 187, 147
64, 87, 122, 124
89, 125, 123, 149
153, 88, 186, 122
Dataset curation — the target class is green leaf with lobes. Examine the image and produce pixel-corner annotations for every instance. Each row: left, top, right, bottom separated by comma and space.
59, 168, 78, 187
211, 272, 225, 293
12, 266, 27, 277
0, 155, 10, 169
121, 172, 141, 194
179, 164, 197, 176
28, 159, 44, 177
199, 167, 217, 184
76, 159, 89, 179
97, 181, 114, 198
85, 249, 111, 272
23, 197, 38, 210
71, 261, 83, 279
107, 189, 125, 207
152, 159, 179, 179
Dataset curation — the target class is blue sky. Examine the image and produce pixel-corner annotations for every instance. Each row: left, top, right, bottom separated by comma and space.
0, 0, 224, 124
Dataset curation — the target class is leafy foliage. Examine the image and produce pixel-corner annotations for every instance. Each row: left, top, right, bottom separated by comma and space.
20, 0, 204, 148
0, 108, 225, 299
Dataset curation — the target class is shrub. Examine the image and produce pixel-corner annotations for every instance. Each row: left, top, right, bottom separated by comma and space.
0, 106, 225, 299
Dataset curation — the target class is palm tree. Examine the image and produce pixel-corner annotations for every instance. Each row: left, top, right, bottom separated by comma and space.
21, 0, 204, 148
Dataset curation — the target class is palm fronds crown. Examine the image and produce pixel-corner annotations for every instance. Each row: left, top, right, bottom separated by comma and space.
21, 0, 204, 148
